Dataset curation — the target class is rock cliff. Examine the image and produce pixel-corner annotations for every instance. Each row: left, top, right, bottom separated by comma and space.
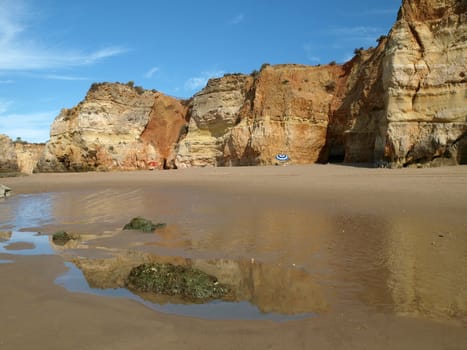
176, 64, 348, 167
0, 134, 18, 173
14, 142, 45, 174
380, 0, 467, 166
0, 134, 44, 174
6, 0, 465, 172
36, 82, 187, 171
176, 74, 253, 167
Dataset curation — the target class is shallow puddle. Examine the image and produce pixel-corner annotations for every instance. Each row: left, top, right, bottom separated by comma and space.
0, 196, 314, 321
56, 262, 312, 321
1, 189, 466, 325
0, 230, 313, 321
0, 231, 55, 255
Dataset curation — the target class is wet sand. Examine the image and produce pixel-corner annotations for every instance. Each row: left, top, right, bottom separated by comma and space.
1, 165, 467, 349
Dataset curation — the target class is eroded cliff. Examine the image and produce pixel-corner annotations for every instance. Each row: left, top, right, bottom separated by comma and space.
6, 0, 464, 172
37, 83, 187, 171
0, 134, 44, 174
381, 0, 467, 166
176, 64, 349, 167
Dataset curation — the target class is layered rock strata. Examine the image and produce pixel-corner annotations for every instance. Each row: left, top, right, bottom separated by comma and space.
342, 0, 467, 166
380, 0, 467, 166
0, 134, 18, 173
37, 83, 187, 171
0, 134, 44, 174
176, 65, 348, 167
9, 0, 466, 171
14, 142, 46, 174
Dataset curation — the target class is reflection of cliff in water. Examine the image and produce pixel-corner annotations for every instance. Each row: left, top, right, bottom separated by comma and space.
73, 253, 327, 315
328, 213, 467, 324
385, 217, 467, 322
70, 207, 467, 323
306, 214, 467, 321
194, 259, 327, 314
3, 189, 465, 323
0, 231, 12, 241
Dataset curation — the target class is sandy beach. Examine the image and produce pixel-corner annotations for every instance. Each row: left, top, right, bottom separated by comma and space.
1, 164, 467, 349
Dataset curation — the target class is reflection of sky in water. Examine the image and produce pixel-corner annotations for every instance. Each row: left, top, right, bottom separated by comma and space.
0, 231, 55, 255
1, 231, 306, 321
0, 193, 55, 230
56, 262, 312, 322
0, 194, 311, 321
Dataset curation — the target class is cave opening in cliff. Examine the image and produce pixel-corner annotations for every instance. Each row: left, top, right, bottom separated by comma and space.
326, 146, 345, 164
457, 134, 467, 164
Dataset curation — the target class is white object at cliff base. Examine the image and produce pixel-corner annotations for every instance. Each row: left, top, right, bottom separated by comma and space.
0, 184, 12, 198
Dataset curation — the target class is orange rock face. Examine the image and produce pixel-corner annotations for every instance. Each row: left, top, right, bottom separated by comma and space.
28, 0, 466, 171
239, 64, 345, 165
37, 83, 187, 171
177, 65, 349, 167
140, 94, 188, 169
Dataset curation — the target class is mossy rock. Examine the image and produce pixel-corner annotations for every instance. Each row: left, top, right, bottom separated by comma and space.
125, 263, 231, 301
52, 231, 80, 245
123, 217, 166, 233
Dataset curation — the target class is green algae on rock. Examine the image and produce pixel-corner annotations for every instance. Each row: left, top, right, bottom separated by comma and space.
123, 217, 166, 233
125, 263, 231, 301
52, 231, 80, 245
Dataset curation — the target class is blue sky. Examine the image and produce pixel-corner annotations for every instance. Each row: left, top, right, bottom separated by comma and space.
0, 0, 401, 143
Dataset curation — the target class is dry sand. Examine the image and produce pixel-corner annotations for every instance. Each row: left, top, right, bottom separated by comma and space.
1, 164, 466, 349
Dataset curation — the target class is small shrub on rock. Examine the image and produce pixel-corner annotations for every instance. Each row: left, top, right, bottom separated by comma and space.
126, 263, 231, 301
123, 217, 166, 232
52, 231, 80, 245
134, 85, 145, 95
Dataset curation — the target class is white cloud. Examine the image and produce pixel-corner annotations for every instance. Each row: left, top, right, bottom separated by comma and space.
82, 47, 128, 64
39, 74, 89, 81
0, 79, 14, 83
303, 44, 320, 63
0, 1, 26, 44
144, 67, 159, 79
360, 9, 397, 16
330, 26, 382, 45
0, 99, 13, 114
342, 53, 355, 63
2, 127, 49, 143
331, 26, 381, 36
0, 110, 55, 143
229, 14, 245, 25
0, 97, 53, 143
184, 77, 208, 91
354, 9, 396, 16
184, 70, 224, 91
0, 0, 127, 71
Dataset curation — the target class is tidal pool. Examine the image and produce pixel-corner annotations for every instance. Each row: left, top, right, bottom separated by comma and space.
56, 262, 312, 321
1, 185, 466, 325
0, 194, 313, 321
0, 231, 55, 256
0, 230, 312, 321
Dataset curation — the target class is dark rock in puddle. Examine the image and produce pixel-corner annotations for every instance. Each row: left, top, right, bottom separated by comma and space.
125, 263, 232, 302
52, 231, 80, 246
123, 217, 166, 233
